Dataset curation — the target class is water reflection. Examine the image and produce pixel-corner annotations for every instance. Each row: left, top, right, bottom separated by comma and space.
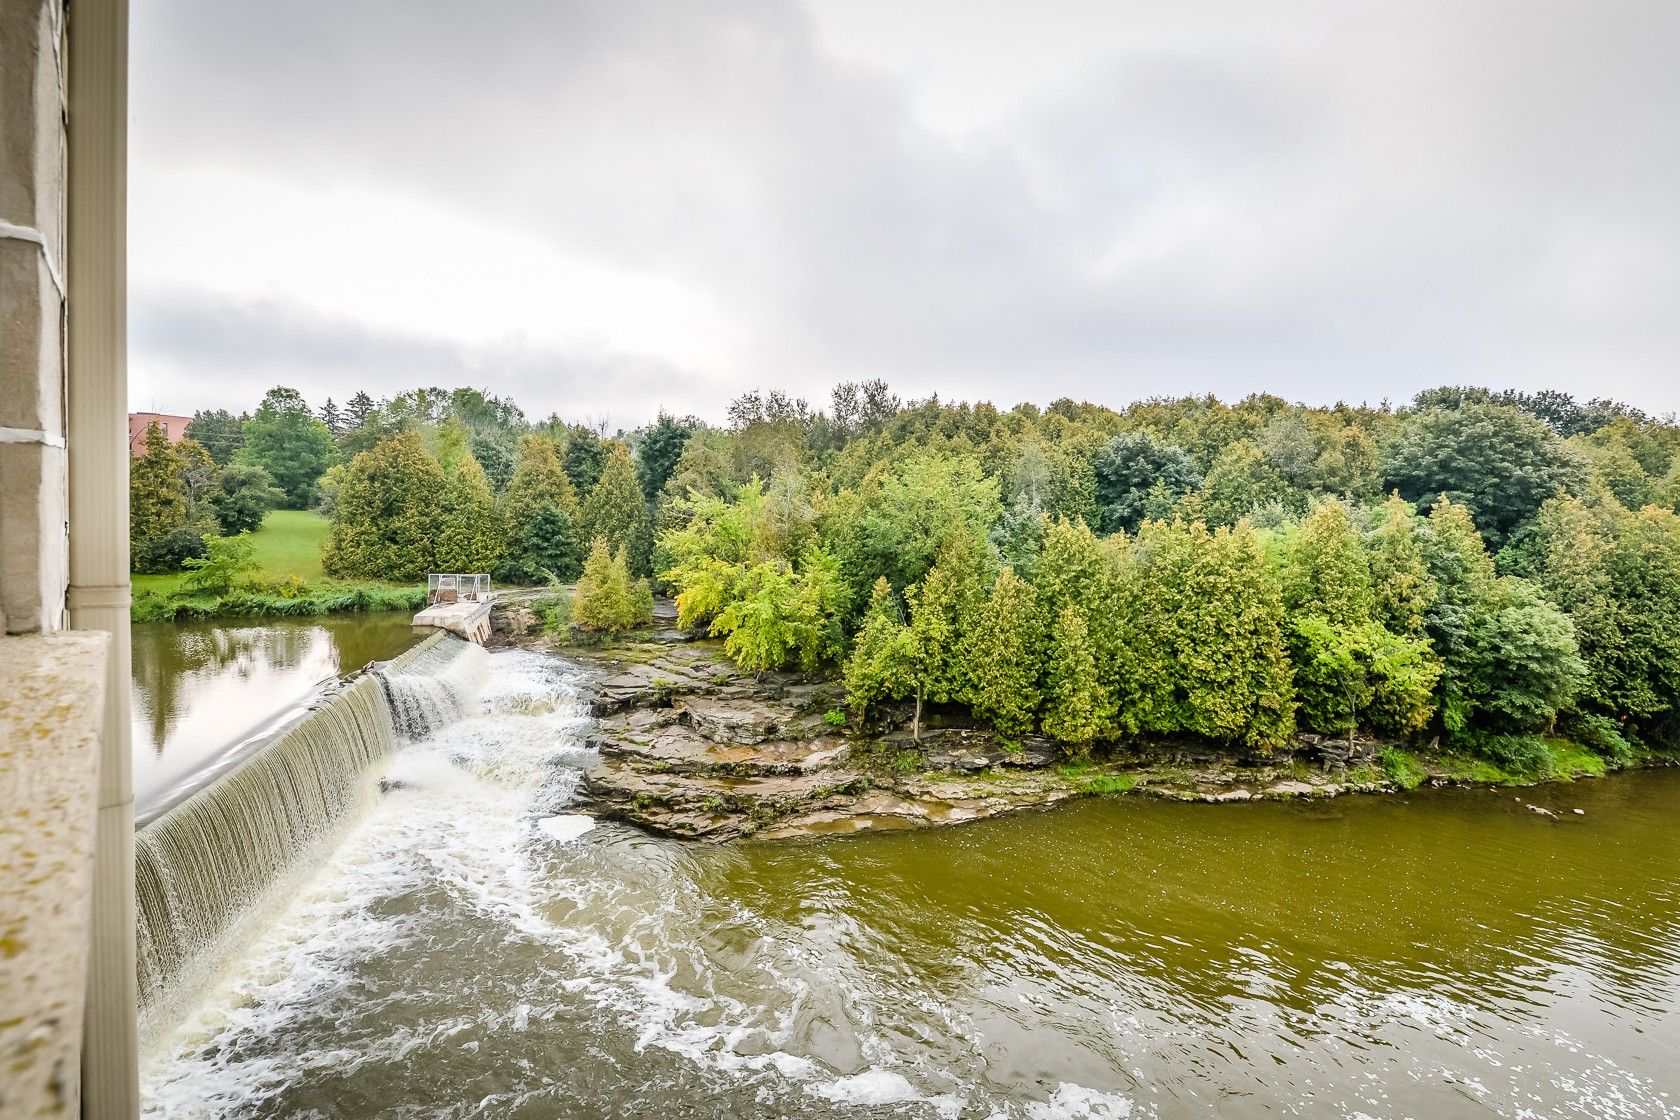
131, 614, 421, 812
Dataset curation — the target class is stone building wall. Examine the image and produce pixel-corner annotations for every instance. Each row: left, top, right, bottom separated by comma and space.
0, 0, 70, 636
0, 4, 120, 1119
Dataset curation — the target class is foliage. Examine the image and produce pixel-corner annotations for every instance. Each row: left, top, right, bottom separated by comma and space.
213, 462, 286, 535
185, 408, 246, 465
135, 526, 208, 574
1455, 730, 1552, 777
1384, 402, 1584, 544
828, 454, 1002, 599
181, 533, 260, 593
579, 443, 654, 576
572, 538, 655, 633
237, 387, 335, 508
322, 432, 446, 580
711, 549, 851, 673
1566, 713, 1635, 764
1289, 616, 1440, 737
636, 413, 697, 503
1378, 747, 1427, 789
1197, 441, 1299, 527
1092, 431, 1200, 534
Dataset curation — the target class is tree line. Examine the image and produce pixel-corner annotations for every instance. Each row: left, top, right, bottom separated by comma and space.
146, 379, 1680, 763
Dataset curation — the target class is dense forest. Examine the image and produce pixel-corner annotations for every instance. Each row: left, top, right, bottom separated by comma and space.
132, 382, 1680, 768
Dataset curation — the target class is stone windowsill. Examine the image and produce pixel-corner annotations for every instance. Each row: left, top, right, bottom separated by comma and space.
0, 630, 109, 1117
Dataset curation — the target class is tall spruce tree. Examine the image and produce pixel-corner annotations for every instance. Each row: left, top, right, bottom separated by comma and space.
1040, 606, 1109, 751
499, 435, 583, 583
435, 452, 504, 574
962, 567, 1042, 737
580, 443, 653, 576
322, 432, 445, 580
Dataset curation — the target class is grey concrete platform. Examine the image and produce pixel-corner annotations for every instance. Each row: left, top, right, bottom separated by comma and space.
412, 598, 494, 644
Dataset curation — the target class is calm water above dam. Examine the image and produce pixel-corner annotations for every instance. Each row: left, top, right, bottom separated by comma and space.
130, 614, 421, 814
142, 643, 1680, 1119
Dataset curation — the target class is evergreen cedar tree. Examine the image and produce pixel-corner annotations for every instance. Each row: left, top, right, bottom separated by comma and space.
141, 381, 1680, 764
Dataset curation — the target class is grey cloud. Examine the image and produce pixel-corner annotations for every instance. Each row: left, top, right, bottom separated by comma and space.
131, 0, 1680, 419
130, 291, 726, 425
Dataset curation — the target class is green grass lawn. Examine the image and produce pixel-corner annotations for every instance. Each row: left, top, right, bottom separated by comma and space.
130, 510, 430, 621
132, 510, 334, 597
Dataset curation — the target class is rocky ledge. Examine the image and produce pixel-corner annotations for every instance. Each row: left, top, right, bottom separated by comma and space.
530, 638, 1393, 841
490, 600, 1623, 842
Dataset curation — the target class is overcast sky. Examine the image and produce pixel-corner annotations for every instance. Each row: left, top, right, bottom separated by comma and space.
129, 0, 1680, 425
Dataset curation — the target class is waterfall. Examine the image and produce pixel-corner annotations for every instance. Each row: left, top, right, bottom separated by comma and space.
135, 633, 484, 1047
377, 638, 489, 739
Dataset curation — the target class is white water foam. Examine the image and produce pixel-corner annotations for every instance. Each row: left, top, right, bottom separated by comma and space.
537, 814, 596, 843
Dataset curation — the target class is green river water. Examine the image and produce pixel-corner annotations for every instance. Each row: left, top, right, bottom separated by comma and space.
138, 642, 1679, 1118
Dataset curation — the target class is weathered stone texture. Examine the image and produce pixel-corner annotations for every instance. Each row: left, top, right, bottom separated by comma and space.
0, 0, 69, 634
0, 630, 108, 1120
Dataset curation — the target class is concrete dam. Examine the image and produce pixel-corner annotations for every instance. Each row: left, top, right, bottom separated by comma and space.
133, 633, 488, 1046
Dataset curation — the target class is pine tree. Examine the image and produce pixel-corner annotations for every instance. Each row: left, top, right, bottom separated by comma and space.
912, 527, 991, 706
434, 452, 504, 573
1041, 607, 1109, 751
319, 397, 343, 435
963, 567, 1042, 737
130, 421, 190, 569
1283, 500, 1374, 627
1034, 518, 1126, 737
845, 578, 917, 725
572, 538, 654, 632
580, 443, 654, 576
499, 434, 583, 583
344, 390, 375, 431
321, 432, 445, 580
1365, 494, 1437, 636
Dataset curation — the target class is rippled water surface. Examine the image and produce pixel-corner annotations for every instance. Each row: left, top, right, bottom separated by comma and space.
143, 647, 1680, 1118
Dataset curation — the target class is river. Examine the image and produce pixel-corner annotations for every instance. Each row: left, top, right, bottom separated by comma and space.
130, 614, 422, 817
138, 640, 1680, 1118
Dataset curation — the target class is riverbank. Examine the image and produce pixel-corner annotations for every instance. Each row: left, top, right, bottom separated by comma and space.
490, 599, 1668, 840
132, 510, 428, 621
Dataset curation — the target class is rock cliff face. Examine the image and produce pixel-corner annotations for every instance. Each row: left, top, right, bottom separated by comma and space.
490, 600, 1617, 843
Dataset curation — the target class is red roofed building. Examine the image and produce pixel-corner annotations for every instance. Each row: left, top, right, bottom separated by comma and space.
128, 412, 193, 456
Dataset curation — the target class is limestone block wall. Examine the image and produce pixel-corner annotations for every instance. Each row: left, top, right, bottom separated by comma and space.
0, 631, 108, 1118
0, 0, 70, 635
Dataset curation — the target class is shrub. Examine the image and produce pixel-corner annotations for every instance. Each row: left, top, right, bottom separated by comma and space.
1566, 713, 1635, 765
572, 538, 654, 633
182, 534, 259, 593
1456, 730, 1550, 777
538, 586, 573, 634
1378, 747, 1427, 790
134, 526, 208, 573
242, 572, 310, 598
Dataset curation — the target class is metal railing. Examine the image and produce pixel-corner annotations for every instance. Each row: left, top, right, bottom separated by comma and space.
426, 573, 492, 606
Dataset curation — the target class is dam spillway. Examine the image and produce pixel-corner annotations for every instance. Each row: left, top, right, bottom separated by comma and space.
134, 632, 488, 1046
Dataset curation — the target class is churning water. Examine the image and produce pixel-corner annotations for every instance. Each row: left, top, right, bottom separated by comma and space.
135, 635, 489, 1045
140, 644, 1680, 1119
